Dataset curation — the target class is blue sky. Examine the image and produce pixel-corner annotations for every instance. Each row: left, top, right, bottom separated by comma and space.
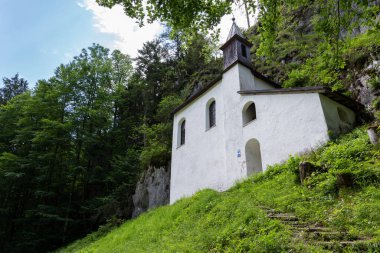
0, 0, 249, 87
1, 0, 100, 86
0, 0, 161, 86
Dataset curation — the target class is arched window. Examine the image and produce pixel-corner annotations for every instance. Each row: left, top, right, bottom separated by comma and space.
241, 44, 247, 58
242, 102, 257, 125
180, 120, 186, 146
209, 101, 216, 128
337, 107, 351, 133
206, 99, 216, 130
337, 107, 349, 123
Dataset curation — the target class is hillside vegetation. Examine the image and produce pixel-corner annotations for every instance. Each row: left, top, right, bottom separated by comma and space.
247, 2, 380, 104
1, 1, 379, 252
59, 127, 380, 252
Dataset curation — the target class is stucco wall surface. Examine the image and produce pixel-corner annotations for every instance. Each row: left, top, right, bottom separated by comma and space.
170, 64, 356, 203
170, 82, 227, 203
221, 65, 331, 187
239, 65, 274, 91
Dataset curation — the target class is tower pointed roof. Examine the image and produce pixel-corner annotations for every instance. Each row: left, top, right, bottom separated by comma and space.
220, 18, 252, 50
227, 18, 244, 41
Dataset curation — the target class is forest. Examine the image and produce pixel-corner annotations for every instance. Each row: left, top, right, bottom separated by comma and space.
0, 0, 379, 252
0, 33, 221, 252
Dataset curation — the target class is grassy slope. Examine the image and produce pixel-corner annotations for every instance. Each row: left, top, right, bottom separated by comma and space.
59, 128, 380, 253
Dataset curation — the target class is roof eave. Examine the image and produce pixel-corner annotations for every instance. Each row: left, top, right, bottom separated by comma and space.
220, 34, 253, 50
238, 87, 364, 112
171, 75, 223, 117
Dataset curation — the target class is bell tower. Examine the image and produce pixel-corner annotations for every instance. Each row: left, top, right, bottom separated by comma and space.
220, 18, 253, 71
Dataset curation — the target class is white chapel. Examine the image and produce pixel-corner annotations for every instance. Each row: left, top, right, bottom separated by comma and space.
170, 20, 362, 203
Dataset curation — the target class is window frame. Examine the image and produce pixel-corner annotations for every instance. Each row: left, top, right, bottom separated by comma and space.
180, 120, 186, 146
209, 100, 216, 129
206, 98, 216, 131
242, 102, 257, 126
177, 118, 186, 147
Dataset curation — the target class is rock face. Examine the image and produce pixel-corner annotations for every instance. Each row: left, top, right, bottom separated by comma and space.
132, 165, 170, 218
299, 162, 323, 185
336, 172, 354, 188
367, 126, 379, 144
349, 59, 380, 108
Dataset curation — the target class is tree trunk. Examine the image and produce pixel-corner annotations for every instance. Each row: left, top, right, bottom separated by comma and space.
243, 0, 251, 27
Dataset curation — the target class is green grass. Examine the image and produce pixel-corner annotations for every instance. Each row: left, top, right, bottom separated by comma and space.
58, 128, 380, 253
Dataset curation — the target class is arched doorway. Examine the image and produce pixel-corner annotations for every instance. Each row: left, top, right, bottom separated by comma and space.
245, 138, 263, 175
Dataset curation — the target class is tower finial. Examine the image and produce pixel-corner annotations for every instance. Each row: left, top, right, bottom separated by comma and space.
225, 17, 243, 41
220, 15, 253, 70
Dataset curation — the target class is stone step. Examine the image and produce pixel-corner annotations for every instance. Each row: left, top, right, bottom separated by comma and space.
291, 226, 333, 232
258, 205, 275, 211
287, 223, 310, 228
316, 239, 375, 249
267, 214, 298, 221
304, 231, 348, 241
258, 205, 375, 251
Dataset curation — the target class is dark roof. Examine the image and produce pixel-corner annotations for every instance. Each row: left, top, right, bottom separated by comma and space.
227, 18, 244, 40
238, 86, 364, 112
219, 18, 253, 50
219, 34, 253, 50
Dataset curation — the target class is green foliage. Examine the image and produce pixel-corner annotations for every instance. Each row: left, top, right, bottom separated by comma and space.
0, 30, 224, 251
139, 123, 172, 168
59, 127, 380, 252
284, 42, 346, 90
59, 188, 295, 253
134, 33, 221, 170
369, 76, 380, 91
345, 28, 380, 70
0, 44, 138, 253
248, 0, 380, 93
373, 97, 380, 110
155, 95, 183, 122
139, 95, 183, 168
95, 0, 256, 40
256, 0, 282, 57
248, 128, 380, 235
0, 73, 29, 105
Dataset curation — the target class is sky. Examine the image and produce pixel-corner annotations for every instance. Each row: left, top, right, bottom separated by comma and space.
0, 0, 251, 87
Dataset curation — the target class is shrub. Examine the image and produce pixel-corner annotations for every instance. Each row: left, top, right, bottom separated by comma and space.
372, 97, 380, 110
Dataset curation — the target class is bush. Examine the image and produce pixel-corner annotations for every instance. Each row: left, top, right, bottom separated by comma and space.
369, 76, 380, 91
372, 97, 380, 110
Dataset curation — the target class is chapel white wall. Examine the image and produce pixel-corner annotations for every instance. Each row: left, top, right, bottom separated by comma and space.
170, 82, 227, 203
221, 65, 330, 186
238, 65, 274, 90
171, 63, 340, 204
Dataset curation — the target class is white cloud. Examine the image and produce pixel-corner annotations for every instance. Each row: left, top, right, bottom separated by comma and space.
80, 0, 257, 57
219, 2, 259, 42
80, 0, 163, 58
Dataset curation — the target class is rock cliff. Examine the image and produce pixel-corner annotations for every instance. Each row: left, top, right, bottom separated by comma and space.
132, 165, 170, 217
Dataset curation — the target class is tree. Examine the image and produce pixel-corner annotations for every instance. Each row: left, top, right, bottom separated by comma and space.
0, 44, 137, 253
0, 30, 224, 252
96, 0, 257, 36
0, 74, 29, 105
256, 0, 379, 57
